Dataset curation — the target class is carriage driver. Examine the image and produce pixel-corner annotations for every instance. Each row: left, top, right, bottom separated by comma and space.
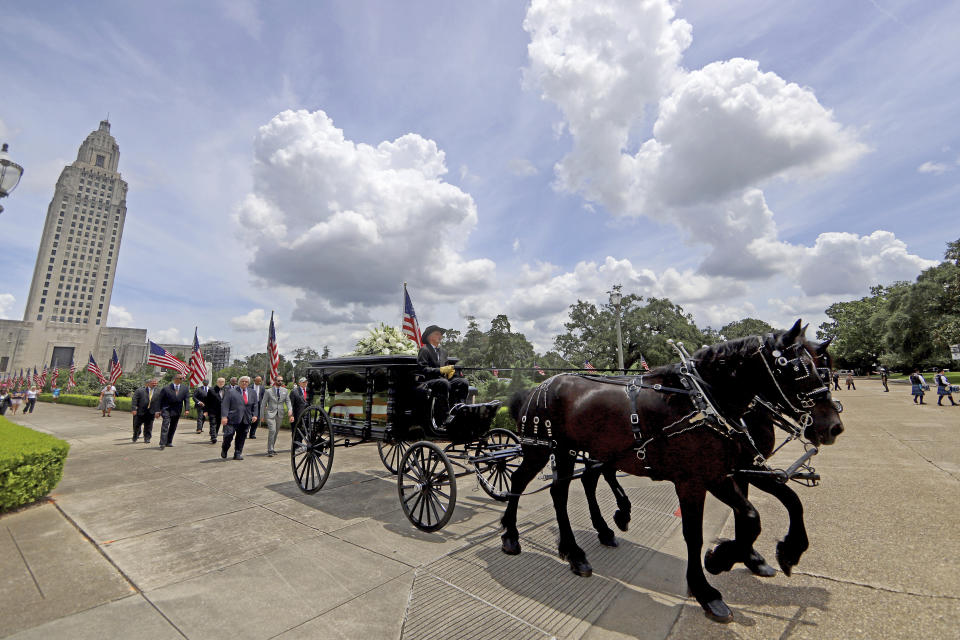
417, 325, 469, 425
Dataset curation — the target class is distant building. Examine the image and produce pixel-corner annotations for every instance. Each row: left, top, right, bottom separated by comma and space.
0, 121, 147, 376
201, 340, 231, 372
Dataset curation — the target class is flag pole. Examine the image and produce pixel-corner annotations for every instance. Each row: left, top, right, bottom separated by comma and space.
267, 311, 274, 385
402, 282, 407, 330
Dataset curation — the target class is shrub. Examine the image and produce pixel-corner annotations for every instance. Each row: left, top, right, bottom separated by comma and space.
489, 406, 516, 432
0, 417, 70, 512
39, 393, 194, 416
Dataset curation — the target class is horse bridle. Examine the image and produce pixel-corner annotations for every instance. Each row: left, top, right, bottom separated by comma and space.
754, 336, 833, 429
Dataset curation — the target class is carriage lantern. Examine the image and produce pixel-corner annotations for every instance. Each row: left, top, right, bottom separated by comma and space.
0, 143, 25, 216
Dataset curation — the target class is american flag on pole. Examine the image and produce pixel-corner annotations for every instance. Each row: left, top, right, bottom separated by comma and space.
147, 341, 190, 376
584, 361, 597, 371
401, 283, 422, 347
68, 358, 77, 389
87, 354, 108, 385
492, 368, 498, 378
40, 365, 48, 388
32, 367, 40, 386
639, 352, 650, 371
108, 348, 123, 385
267, 312, 280, 385
189, 328, 207, 386
51, 366, 60, 388
534, 363, 546, 376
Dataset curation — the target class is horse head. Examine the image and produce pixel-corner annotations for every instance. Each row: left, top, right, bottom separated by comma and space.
765, 319, 844, 446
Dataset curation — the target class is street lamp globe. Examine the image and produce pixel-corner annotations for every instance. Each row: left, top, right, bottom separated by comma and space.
609, 290, 622, 307
0, 143, 25, 215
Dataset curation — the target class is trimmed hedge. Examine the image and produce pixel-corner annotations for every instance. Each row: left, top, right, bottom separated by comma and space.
0, 417, 70, 512
38, 393, 197, 416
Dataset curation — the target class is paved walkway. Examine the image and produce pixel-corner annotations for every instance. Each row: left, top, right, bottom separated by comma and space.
1, 380, 957, 639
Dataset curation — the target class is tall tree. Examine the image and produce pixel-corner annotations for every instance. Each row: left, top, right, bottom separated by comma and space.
720, 318, 775, 340
817, 286, 890, 370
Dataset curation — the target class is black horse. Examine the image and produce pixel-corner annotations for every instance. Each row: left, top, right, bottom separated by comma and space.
500, 321, 843, 622
580, 401, 829, 580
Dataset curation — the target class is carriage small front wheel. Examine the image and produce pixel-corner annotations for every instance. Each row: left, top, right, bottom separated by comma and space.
398, 441, 457, 531
474, 428, 521, 501
291, 406, 334, 494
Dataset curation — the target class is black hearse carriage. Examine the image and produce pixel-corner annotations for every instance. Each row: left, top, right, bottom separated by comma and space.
292, 355, 519, 531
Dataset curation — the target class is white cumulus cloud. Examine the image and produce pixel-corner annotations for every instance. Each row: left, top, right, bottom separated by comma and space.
917, 161, 949, 174
108, 305, 134, 327
152, 328, 184, 344
230, 308, 267, 332
0, 293, 15, 319
237, 110, 496, 322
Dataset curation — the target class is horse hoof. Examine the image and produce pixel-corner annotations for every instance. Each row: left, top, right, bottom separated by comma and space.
501, 536, 521, 556
776, 541, 796, 576
701, 599, 733, 623
613, 509, 630, 532
598, 530, 618, 547
704, 547, 726, 575
746, 558, 776, 577
559, 551, 593, 577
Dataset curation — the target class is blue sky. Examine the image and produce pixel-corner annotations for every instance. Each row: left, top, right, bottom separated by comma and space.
2, 0, 957, 357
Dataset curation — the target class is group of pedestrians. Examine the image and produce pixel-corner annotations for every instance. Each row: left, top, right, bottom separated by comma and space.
0, 387, 38, 415
909, 368, 957, 406
129, 374, 311, 460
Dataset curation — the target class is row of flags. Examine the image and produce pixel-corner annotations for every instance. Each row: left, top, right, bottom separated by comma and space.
2, 358, 79, 390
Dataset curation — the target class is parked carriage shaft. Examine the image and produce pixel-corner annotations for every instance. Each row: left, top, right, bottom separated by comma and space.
289, 355, 516, 531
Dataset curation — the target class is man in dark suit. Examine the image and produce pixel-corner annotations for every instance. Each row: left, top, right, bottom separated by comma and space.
247, 375, 264, 438
291, 376, 310, 423
130, 378, 159, 443
193, 380, 210, 433
157, 372, 190, 450
205, 377, 226, 444
417, 325, 468, 425
220, 375, 257, 460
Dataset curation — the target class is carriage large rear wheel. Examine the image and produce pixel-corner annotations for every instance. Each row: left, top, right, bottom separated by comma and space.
474, 428, 521, 501
377, 437, 409, 475
291, 406, 334, 494
398, 441, 457, 532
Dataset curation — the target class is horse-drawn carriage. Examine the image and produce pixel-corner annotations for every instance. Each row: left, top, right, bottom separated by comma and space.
291, 355, 520, 531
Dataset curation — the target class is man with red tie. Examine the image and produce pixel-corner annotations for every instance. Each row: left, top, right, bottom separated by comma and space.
291, 376, 310, 423
220, 375, 257, 460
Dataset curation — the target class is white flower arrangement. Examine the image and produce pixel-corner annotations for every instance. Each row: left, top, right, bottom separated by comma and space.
350, 323, 420, 356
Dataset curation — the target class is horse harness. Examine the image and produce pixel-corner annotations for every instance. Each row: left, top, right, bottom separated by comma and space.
516, 335, 830, 483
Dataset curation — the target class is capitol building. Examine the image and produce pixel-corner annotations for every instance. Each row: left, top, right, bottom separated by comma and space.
1, 121, 149, 376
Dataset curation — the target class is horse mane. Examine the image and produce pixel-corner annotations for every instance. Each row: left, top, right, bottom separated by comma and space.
691, 333, 768, 369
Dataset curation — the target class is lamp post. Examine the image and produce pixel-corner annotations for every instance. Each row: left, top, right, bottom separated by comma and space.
609, 287, 624, 374
0, 143, 25, 215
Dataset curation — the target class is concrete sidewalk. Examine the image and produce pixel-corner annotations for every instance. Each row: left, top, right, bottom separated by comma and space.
2, 381, 958, 639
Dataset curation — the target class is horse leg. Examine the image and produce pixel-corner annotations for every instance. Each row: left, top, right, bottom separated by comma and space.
703, 476, 763, 577
749, 476, 808, 576
675, 482, 732, 622
551, 451, 592, 576
581, 463, 617, 547
500, 446, 550, 556
603, 465, 632, 532
735, 477, 776, 577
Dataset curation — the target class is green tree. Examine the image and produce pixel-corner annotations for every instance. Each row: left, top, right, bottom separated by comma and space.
289, 347, 321, 382
817, 286, 890, 370
720, 318, 775, 340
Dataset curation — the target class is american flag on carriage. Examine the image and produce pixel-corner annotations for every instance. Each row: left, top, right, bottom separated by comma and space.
584, 361, 596, 371
402, 284, 422, 347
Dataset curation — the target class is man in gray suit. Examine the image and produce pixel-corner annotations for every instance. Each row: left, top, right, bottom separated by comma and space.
130, 378, 159, 443
259, 375, 294, 457
220, 375, 257, 460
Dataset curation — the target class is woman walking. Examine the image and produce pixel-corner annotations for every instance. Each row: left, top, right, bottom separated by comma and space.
909, 369, 928, 405
24, 386, 38, 413
98, 383, 117, 417
845, 372, 856, 390
935, 369, 957, 406
9, 389, 23, 415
